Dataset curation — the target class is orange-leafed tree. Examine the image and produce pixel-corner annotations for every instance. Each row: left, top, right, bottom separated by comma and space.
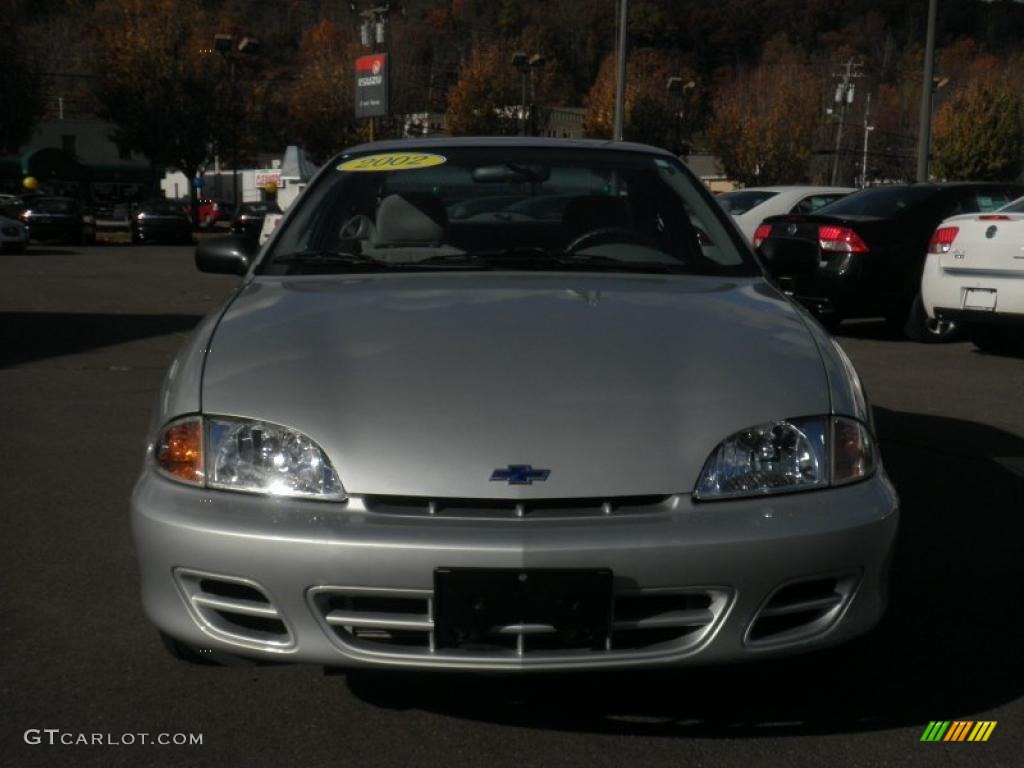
583, 48, 693, 152
286, 19, 362, 163
933, 71, 1024, 181
92, 0, 223, 212
705, 36, 823, 185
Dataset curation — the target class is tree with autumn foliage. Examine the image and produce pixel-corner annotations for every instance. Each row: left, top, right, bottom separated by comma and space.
445, 33, 571, 137
92, 0, 223, 213
933, 75, 1024, 182
583, 48, 693, 152
286, 20, 362, 163
705, 36, 823, 186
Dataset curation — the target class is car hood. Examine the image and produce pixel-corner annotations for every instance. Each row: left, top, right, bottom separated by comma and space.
202, 273, 829, 498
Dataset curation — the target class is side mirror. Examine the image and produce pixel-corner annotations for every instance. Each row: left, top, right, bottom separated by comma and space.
758, 240, 817, 277
196, 234, 257, 275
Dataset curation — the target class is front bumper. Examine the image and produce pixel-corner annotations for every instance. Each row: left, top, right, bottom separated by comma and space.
132, 469, 899, 671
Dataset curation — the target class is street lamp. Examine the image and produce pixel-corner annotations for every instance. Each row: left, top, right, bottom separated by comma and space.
213, 34, 260, 209
666, 77, 695, 156
512, 51, 546, 136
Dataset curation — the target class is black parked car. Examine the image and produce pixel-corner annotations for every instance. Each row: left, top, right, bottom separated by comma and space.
131, 199, 193, 244
754, 182, 1024, 341
15, 196, 96, 245
230, 201, 282, 240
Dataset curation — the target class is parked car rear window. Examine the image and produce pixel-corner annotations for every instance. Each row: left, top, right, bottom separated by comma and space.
717, 190, 778, 215
819, 186, 935, 217
792, 193, 848, 214
1001, 196, 1024, 213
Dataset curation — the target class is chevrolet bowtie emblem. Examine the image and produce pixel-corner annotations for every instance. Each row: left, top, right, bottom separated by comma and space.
490, 465, 551, 485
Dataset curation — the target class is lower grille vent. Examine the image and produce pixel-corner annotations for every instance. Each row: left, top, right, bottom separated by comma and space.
175, 569, 292, 649
746, 573, 859, 645
310, 585, 730, 661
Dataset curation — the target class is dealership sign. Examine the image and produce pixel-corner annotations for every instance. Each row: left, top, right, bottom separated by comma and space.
254, 170, 282, 189
355, 53, 388, 119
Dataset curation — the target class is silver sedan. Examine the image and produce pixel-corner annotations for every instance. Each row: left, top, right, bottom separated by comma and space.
132, 138, 898, 671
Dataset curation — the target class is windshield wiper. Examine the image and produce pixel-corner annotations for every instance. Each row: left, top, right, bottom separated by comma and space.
273, 249, 380, 265
419, 248, 687, 273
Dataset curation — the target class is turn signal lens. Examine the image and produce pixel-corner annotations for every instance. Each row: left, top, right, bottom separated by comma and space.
832, 417, 876, 485
156, 416, 204, 485
752, 223, 772, 248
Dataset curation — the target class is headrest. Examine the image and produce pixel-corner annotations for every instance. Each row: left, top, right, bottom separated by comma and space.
562, 196, 631, 241
374, 193, 447, 246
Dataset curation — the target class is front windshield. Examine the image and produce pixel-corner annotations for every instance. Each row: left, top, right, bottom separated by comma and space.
259, 146, 756, 276
34, 198, 76, 213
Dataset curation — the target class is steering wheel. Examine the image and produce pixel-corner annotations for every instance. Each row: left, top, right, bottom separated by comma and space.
339, 214, 374, 240
565, 227, 650, 253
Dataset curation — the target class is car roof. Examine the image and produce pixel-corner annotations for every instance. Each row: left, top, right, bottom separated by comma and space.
337, 136, 677, 159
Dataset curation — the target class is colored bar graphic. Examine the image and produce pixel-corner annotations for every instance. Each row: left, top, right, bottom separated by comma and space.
921, 721, 950, 741
944, 721, 972, 741
921, 720, 996, 742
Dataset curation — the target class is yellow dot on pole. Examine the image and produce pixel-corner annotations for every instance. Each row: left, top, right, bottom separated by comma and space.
264, 181, 277, 195
23, 176, 39, 190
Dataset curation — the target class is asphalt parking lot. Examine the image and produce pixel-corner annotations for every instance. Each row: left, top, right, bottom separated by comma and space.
1, 242, 1022, 768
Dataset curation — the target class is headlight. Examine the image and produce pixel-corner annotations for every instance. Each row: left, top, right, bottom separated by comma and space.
155, 416, 344, 500
694, 416, 876, 501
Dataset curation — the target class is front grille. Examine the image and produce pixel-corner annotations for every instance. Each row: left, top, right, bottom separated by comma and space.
309, 585, 730, 663
175, 569, 293, 649
746, 572, 859, 646
361, 495, 674, 519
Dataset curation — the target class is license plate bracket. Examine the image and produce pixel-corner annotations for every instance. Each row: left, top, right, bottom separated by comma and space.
964, 288, 997, 311
433, 568, 613, 651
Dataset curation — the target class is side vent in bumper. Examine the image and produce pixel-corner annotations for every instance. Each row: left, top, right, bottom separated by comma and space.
746, 573, 860, 646
174, 569, 293, 650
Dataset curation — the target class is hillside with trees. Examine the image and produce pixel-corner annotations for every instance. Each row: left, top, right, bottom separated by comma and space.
10, 0, 1024, 184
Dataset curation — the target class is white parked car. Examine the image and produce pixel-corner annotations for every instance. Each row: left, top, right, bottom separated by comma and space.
259, 212, 284, 245
719, 186, 856, 242
922, 195, 1024, 352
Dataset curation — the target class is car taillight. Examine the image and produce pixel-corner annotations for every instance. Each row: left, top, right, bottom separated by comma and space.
752, 224, 772, 248
928, 226, 959, 254
978, 215, 1009, 221
818, 225, 868, 254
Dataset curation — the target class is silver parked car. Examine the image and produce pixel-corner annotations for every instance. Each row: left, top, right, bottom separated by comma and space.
133, 138, 898, 671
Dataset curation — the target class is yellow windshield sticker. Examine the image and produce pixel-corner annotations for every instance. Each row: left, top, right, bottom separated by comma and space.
337, 153, 446, 172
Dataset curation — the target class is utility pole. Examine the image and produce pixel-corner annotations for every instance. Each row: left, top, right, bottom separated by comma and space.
861, 93, 874, 188
830, 57, 863, 186
613, 0, 628, 141
917, 0, 938, 182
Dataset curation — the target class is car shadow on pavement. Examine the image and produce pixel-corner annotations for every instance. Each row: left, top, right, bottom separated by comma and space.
17, 247, 80, 256
344, 407, 1024, 738
0, 311, 202, 367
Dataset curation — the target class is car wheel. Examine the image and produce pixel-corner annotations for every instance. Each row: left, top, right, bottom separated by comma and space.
903, 291, 959, 343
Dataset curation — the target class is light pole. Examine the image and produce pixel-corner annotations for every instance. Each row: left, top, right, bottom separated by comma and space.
666, 77, 695, 156
916, 0, 938, 182
613, 0, 628, 140
861, 91, 874, 189
214, 34, 259, 208
512, 52, 545, 136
